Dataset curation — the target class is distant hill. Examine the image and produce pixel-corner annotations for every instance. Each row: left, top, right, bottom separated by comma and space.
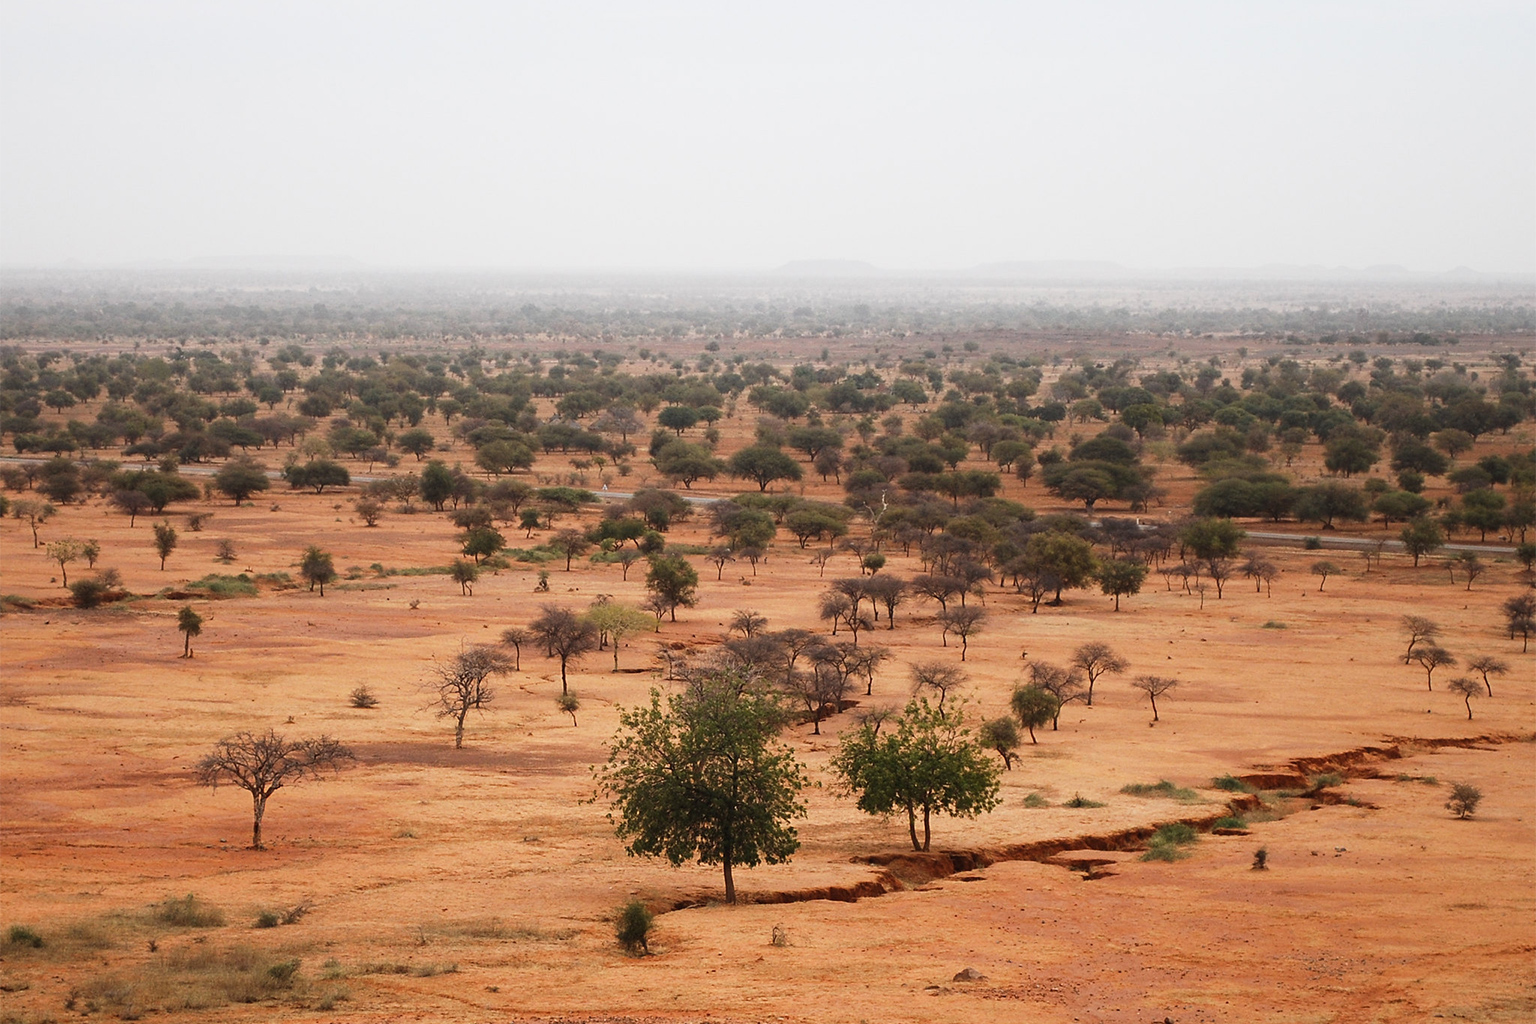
967, 260, 1131, 280
772, 259, 884, 277
184, 254, 367, 270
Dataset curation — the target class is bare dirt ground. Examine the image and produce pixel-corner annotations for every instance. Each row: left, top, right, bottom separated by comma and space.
2, 337, 1534, 1023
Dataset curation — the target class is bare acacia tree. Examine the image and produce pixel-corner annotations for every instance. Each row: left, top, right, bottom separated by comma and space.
910, 661, 967, 718
1411, 645, 1456, 691
1130, 675, 1178, 722
500, 626, 529, 670
1466, 655, 1508, 697
730, 609, 768, 638
430, 644, 510, 747
1070, 642, 1127, 707
195, 730, 353, 849
1401, 615, 1440, 664
1446, 677, 1482, 720
1028, 661, 1086, 730
938, 606, 985, 660
530, 605, 598, 693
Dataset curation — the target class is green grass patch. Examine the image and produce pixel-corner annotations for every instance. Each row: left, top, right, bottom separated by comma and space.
369, 565, 452, 577
1141, 822, 1199, 862
1063, 794, 1106, 809
154, 894, 225, 929
183, 574, 258, 598
6, 924, 44, 949
1210, 774, 1257, 793
1308, 773, 1344, 790
1021, 792, 1050, 809
0, 594, 36, 611
1262, 620, 1287, 629
1212, 815, 1246, 829
1120, 780, 1202, 803
504, 546, 558, 564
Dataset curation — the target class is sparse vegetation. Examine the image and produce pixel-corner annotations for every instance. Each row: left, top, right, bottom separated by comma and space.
1121, 780, 1201, 803
1445, 782, 1483, 819
615, 900, 654, 955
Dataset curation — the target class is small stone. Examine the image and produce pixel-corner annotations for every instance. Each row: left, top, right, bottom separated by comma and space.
952, 967, 986, 982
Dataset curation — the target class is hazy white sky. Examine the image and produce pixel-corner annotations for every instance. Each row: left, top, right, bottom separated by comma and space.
2, 1, 1532, 272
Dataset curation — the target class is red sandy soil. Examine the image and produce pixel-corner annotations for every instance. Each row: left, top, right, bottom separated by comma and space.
2, 340, 1533, 1022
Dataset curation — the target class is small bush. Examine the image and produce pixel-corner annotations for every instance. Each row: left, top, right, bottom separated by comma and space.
69, 577, 112, 608
1211, 774, 1256, 793
266, 959, 301, 985
6, 924, 44, 948
1308, 773, 1344, 791
1252, 847, 1269, 870
184, 574, 258, 599
349, 686, 379, 709
1141, 842, 1185, 862
1303, 536, 1322, 550
1262, 620, 1287, 629
155, 894, 225, 928
615, 900, 654, 955
1212, 816, 1246, 830
1064, 794, 1106, 808
1121, 780, 1201, 803
1445, 782, 1483, 819
1022, 792, 1050, 809
254, 911, 280, 929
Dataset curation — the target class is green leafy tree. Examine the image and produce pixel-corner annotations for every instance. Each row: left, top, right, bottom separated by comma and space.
1021, 531, 1097, 604
530, 605, 599, 692
152, 520, 178, 570
1180, 518, 1246, 559
1095, 557, 1148, 611
644, 553, 699, 622
978, 718, 1021, 769
584, 601, 655, 670
1399, 516, 1445, 567
213, 458, 271, 503
830, 698, 1001, 852
284, 458, 350, 493
728, 445, 804, 491
596, 673, 808, 904
177, 604, 203, 657
45, 538, 86, 587
1009, 684, 1058, 744
460, 525, 506, 564
450, 558, 480, 595
419, 459, 455, 511
299, 545, 337, 595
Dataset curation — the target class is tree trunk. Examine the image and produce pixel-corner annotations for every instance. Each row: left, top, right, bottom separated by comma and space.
251, 793, 267, 849
560, 659, 569, 694
922, 805, 931, 851
183, 633, 192, 658
907, 806, 920, 851
455, 710, 467, 748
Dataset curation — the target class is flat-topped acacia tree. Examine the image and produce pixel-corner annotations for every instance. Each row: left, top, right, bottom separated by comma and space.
196, 730, 353, 849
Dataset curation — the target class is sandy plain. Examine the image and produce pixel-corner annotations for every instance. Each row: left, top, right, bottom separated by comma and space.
1, 337, 1533, 1023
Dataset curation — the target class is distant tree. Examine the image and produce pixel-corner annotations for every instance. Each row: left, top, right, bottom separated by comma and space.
354, 497, 384, 526
1411, 645, 1456, 690
1503, 593, 1535, 653
499, 626, 529, 670
707, 545, 736, 580
1402, 615, 1441, 663
1027, 661, 1086, 729
460, 525, 506, 564
1180, 519, 1246, 559
644, 553, 699, 622
730, 609, 768, 638
1293, 482, 1369, 529
1446, 677, 1482, 720
213, 458, 271, 503
152, 521, 178, 570
979, 718, 1021, 769
1444, 782, 1483, 819
530, 605, 599, 692
397, 428, 436, 460
909, 661, 966, 717
557, 691, 580, 726
1466, 654, 1508, 697
938, 605, 986, 661
1310, 560, 1341, 591
111, 489, 151, 527
728, 445, 803, 491
830, 698, 1001, 852
419, 460, 455, 510
1399, 516, 1445, 567
1010, 683, 1059, 744
429, 644, 510, 748
1130, 674, 1178, 722
450, 558, 480, 595
195, 729, 353, 849
1021, 532, 1096, 604
177, 604, 203, 657
549, 528, 591, 571
1095, 557, 1148, 610
299, 545, 337, 595
45, 538, 86, 587
584, 601, 653, 671
1070, 642, 1128, 707
284, 458, 350, 493
1449, 551, 1485, 591
596, 673, 807, 904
